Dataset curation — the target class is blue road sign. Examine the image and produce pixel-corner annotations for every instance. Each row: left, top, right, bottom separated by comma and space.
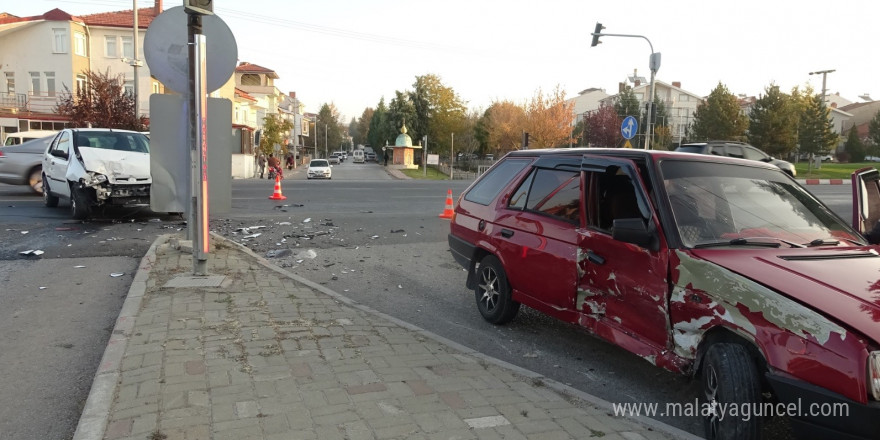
621, 116, 637, 140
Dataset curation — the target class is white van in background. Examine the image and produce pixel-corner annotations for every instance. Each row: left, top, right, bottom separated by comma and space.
3, 130, 59, 146
352, 149, 365, 163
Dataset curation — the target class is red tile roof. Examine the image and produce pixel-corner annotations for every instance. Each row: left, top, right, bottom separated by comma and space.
81, 7, 160, 29
236, 62, 279, 77
235, 88, 257, 102
0, 8, 82, 25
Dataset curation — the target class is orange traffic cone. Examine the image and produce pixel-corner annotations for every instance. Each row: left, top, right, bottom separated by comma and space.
439, 189, 454, 219
268, 174, 287, 200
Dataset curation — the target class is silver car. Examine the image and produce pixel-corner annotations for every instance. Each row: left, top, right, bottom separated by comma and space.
0, 135, 55, 193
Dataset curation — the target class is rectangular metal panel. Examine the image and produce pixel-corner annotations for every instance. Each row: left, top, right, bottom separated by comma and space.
149, 94, 188, 213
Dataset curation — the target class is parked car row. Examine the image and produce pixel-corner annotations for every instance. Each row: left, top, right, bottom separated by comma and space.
449, 147, 880, 440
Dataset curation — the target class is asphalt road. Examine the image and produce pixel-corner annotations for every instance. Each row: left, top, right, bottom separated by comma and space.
0, 160, 862, 439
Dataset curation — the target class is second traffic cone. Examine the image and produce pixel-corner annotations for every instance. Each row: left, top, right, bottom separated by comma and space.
268, 174, 287, 200
439, 189, 454, 219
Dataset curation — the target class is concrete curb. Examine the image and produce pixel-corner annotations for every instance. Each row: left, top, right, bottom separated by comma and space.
798, 179, 849, 185
71, 234, 170, 440
215, 233, 702, 440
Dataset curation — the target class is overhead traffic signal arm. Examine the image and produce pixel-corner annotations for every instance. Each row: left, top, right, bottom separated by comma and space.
591, 23, 605, 47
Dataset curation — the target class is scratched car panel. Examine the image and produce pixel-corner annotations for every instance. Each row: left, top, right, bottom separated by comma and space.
448, 148, 880, 440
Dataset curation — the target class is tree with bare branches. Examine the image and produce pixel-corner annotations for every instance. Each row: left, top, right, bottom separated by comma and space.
55, 69, 146, 131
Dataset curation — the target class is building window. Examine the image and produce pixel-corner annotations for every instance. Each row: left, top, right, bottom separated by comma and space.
124, 80, 134, 96
121, 36, 133, 59
152, 81, 160, 93
635, 92, 644, 101
74, 31, 86, 56
105, 35, 117, 57
76, 74, 87, 94
53, 28, 68, 53
4, 72, 13, 95
679, 94, 689, 102
30, 72, 40, 96
45, 72, 55, 97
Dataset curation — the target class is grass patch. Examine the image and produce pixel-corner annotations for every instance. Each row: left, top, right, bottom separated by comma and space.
794, 162, 877, 179
400, 166, 449, 180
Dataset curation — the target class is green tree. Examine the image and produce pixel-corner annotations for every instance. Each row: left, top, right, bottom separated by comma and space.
367, 98, 393, 149
388, 91, 417, 141
748, 84, 799, 157
316, 103, 342, 156
473, 107, 491, 156
258, 113, 294, 156
347, 117, 359, 147
650, 96, 671, 149
55, 68, 146, 130
614, 87, 640, 119
867, 110, 880, 157
844, 127, 866, 162
798, 94, 838, 158
409, 74, 468, 158
689, 82, 748, 141
355, 107, 373, 146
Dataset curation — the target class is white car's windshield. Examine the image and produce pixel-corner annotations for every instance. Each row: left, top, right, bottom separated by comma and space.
661, 160, 863, 248
311, 160, 329, 167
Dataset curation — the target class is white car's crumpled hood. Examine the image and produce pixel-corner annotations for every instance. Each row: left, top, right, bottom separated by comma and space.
78, 147, 151, 183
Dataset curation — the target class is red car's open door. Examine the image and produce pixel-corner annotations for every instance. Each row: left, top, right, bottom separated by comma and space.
852, 167, 880, 236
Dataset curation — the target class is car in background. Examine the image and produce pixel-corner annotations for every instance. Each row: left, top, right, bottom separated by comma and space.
328, 153, 341, 164
0, 135, 55, 193
365, 152, 377, 162
676, 141, 796, 177
307, 159, 332, 179
3, 129, 59, 146
42, 128, 151, 219
352, 149, 365, 163
449, 148, 880, 440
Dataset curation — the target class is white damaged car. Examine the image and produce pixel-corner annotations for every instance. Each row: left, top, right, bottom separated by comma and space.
42, 128, 151, 219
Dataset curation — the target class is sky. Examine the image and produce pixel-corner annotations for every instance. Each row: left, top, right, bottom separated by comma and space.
9, 0, 880, 122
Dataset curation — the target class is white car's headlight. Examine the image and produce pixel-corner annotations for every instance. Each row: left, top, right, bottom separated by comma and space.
870, 351, 880, 401
84, 173, 108, 185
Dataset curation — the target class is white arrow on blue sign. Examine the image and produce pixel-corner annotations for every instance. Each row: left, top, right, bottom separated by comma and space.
621, 116, 637, 140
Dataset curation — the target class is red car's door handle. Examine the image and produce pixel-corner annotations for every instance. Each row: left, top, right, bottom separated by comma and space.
587, 251, 605, 265
501, 229, 514, 238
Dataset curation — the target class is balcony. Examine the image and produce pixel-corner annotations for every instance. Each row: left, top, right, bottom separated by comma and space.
1, 92, 60, 114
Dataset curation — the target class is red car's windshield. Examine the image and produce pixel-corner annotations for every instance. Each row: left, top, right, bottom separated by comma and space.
660, 160, 863, 248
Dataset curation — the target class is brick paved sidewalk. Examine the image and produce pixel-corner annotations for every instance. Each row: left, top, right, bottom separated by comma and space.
74, 234, 696, 440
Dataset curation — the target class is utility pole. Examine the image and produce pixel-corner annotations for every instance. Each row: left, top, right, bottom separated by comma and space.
809, 69, 836, 103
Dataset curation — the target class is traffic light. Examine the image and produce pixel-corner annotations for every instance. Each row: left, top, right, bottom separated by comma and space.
591, 23, 605, 47
184, 0, 213, 15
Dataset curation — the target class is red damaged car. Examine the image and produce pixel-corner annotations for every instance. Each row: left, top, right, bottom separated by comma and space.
448, 148, 880, 440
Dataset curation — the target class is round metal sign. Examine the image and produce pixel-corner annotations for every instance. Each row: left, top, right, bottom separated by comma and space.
144, 6, 238, 94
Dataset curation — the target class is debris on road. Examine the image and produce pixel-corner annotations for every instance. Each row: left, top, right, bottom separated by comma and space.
390, 229, 404, 233
19, 249, 44, 257
110, 273, 124, 277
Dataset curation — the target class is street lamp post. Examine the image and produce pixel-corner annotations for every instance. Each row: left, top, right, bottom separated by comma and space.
324, 123, 328, 159
809, 69, 836, 104
591, 23, 660, 150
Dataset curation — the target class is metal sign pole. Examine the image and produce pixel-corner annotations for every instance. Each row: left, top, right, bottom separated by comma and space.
188, 14, 209, 275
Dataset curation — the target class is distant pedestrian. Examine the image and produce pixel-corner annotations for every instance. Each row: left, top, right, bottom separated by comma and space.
286, 153, 294, 170
258, 153, 267, 179
384, 150, 389, 166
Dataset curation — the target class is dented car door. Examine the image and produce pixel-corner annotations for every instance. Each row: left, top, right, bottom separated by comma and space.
577, 157, 672, 355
